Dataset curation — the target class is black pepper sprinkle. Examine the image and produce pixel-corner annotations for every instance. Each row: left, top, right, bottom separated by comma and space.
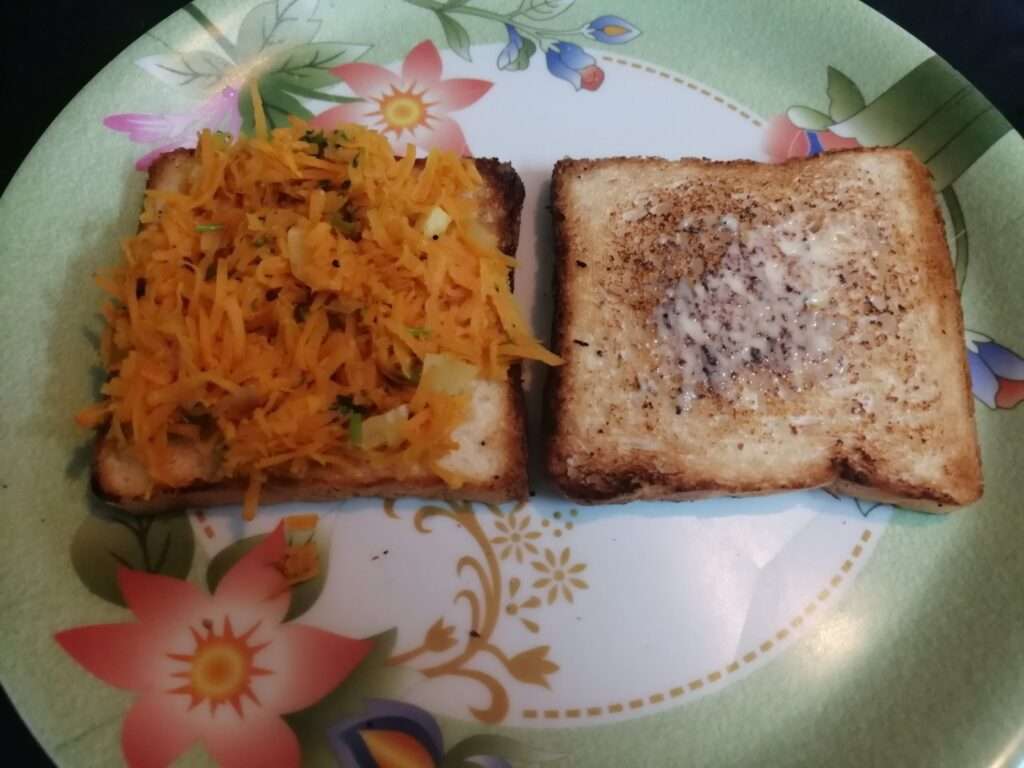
135, 278, 146, 298
332, 259, 341, 268
572, 339, 589, 347
469, 629, 481, 638
575, 260, 588, 268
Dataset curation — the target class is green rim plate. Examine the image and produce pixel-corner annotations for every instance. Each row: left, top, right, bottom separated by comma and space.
1, 2, 1022, 766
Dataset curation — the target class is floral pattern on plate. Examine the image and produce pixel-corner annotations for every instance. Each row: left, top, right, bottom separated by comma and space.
310, 40, 492, 154
762, 61, 1023, 410
57, 524, 372, 767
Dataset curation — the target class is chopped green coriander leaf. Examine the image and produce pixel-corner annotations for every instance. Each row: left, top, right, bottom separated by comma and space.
348, 411, 363, 445
333, 395, 367, 416
330, 212, 361, 238
195, 223, 223, 232
407, 326, 431, 339
301, 130, 328, 156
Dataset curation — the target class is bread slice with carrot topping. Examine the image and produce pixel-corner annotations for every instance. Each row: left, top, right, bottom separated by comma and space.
82, 121, 558, 516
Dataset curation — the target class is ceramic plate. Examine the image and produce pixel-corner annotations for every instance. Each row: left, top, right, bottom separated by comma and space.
2, 1, 1022, 766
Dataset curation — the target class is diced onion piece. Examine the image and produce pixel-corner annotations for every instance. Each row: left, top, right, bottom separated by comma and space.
419, 353, 478, 396
363, 405, 410, 449
422, 206, 451, 238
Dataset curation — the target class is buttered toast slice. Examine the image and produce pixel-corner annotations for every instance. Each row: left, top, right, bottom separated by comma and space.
547, 150, 981, 511
92, 150, 528, 511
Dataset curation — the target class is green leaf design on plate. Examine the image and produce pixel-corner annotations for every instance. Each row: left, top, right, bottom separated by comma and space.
268, 41, 371, 90
236, 0, 323, 60
786, 105, 834, 131
70, 507, 194, 607
136, 51, 231, 91
828, 57, 1011, 189
206, 530, 327, 621
440, 734, 563, 767
831, 58, 968, 146
285, 629, 422, 763
924, 106, 1010, 190
239, 75, 313, 133
826, 66, 865, 122
436, 11, 473, 62
942, 186, 969, 290
522, 0, 576, 22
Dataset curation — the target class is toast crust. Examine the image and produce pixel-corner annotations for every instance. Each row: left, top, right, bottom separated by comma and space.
546, 150, 982, 512
91, 153, 528, 512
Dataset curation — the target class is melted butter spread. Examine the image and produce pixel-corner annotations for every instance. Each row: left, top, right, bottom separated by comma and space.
656, 212, 863, 409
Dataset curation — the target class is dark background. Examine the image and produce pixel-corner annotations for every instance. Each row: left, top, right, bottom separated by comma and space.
2, 1, 1022, 764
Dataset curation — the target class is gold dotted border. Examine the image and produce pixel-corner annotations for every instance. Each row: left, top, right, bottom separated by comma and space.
599, 56, 763, 127
522, 529, 874, 720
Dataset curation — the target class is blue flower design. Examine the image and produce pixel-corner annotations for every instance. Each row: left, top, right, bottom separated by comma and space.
583, 15, 641, 44
497, 24, 536, 71
328, 698, 513, 767
329, 699, 443, 766
966, 331, 1024, 409
498, 25, 524, 69
545, 41, 604, 91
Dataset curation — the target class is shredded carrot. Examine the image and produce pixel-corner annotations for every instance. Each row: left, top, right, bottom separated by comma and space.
79, 109, 560, 506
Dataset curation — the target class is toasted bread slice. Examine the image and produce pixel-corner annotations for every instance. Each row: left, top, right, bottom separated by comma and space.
547, 150, 982, 511
92, 151, 527, 512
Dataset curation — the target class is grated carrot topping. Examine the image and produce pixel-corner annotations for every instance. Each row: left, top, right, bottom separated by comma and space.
78, 114, 560, 515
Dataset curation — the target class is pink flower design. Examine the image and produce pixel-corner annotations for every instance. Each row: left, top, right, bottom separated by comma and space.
104, 86, 242, 170
763, 114, 860, 163
55, 525, 372, 768
310, 40, 492, 155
